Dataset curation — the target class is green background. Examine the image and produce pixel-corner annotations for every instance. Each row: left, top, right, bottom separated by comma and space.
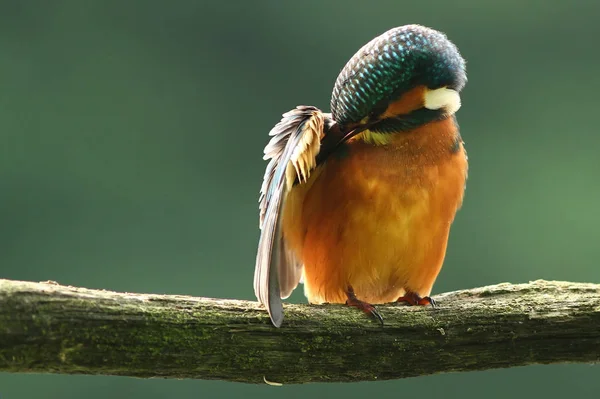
1, 0, 599, 398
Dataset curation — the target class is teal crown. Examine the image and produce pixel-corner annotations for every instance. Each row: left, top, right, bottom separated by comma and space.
330, 25, 467, 130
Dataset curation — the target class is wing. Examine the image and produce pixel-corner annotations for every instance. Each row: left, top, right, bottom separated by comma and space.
254, 106, 326, 327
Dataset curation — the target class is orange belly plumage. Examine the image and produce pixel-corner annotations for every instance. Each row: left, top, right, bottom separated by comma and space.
281, 118, 468, 304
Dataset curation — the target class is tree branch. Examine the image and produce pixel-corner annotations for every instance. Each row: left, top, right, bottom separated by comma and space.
0, 279, 599, 384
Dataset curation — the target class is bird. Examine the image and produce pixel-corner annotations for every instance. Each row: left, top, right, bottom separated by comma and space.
254, 24, 468, 327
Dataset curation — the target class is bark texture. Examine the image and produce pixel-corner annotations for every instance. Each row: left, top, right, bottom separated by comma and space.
0, 279, 599, 384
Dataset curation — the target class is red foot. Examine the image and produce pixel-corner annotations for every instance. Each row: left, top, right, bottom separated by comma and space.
397, 291, 437, 307
345, 286, 384, 325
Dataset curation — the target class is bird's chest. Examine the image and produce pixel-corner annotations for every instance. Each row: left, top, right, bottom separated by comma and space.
287, 129, 466, 240
326, 132, 466, 219
282, 123, 467, 303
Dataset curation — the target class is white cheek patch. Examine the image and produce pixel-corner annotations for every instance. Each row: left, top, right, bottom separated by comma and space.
424, 87, 461, 115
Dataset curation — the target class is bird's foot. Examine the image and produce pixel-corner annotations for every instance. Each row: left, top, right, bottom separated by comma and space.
345, 286, 384, 325
396, 291, 437, 307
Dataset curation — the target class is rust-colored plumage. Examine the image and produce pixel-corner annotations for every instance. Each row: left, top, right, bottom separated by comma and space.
284, 118, 467, 305
254, 25, 468, 327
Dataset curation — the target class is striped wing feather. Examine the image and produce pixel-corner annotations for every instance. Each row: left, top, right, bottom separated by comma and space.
254, 106, 325, 327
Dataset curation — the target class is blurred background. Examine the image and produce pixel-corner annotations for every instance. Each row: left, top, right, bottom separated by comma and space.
1, 0, 599, 398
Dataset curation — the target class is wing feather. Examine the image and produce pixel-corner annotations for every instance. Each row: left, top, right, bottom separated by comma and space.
254, 106, 325, 327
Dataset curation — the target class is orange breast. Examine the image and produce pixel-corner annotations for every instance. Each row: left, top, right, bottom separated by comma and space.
282, 117, 468, 304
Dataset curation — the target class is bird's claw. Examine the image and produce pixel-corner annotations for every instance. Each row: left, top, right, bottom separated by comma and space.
397, 292, 437, 307
345, 286, 384, 326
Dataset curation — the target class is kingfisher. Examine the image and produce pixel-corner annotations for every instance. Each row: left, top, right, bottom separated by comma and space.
254, 25, 468, 327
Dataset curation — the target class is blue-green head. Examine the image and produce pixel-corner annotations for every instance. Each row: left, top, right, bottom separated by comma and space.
330, 25, 467, 133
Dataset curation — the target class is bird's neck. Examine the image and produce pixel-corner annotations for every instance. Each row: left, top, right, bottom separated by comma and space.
357, 129, 395, 145
354, 116, 462, 160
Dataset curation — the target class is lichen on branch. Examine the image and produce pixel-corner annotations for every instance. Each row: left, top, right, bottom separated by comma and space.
0, 279, 599, 384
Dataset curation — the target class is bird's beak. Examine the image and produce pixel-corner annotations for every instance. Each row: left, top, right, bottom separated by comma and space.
341, 124, 370, 143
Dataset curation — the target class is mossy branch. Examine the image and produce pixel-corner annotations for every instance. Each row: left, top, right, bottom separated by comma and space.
0, 279, 599, 384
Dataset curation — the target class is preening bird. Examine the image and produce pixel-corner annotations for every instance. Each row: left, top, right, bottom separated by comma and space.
254, 25, 468, 327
